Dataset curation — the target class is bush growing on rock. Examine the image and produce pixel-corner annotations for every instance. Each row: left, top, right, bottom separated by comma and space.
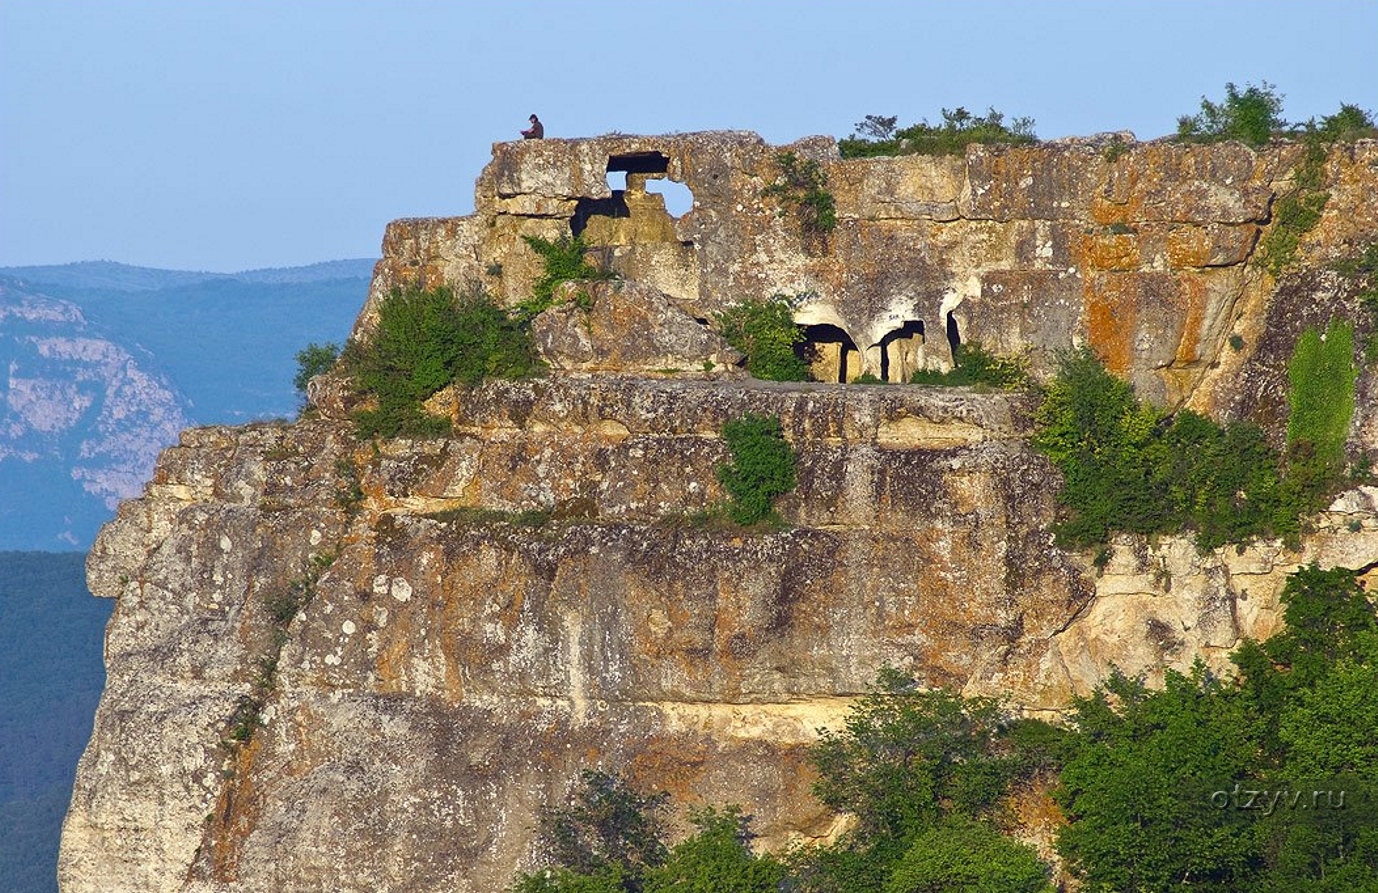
839, 106, 1037, 158
908, 342, 1026, 389
1177, 81, 1286, 146
1032, 346, 1350, 550
341, 283, 542, 438
715, 295, 810, 382
292, 341, 340, 397
519, 233, 617, 320
716, 413, 798, 525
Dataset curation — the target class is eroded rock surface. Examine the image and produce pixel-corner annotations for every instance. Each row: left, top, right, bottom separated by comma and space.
62, 132, 1378, 893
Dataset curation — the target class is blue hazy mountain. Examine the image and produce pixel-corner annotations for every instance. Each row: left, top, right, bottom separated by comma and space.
0, 260, 373, 550
0, 551, 113, 893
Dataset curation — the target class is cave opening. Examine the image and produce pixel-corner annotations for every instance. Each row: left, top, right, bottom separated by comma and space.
945, 311, 961, 355
799, 323, 859, 383
879, 319, 925, 383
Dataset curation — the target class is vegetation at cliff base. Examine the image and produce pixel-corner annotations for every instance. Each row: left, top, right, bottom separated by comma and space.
839, 107, 1037, 158
716, 413, 798, 526
714, 295, 810, 382
514, 565, 1378, 892
1059, 565, 1378, 890
1032, 346, 1357, 550
341, 283, 543, 438
512, 772, 786, 893
794, 667, 1059, 893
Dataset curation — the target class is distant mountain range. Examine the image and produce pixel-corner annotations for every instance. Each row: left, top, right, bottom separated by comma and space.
0, 260, 374, 549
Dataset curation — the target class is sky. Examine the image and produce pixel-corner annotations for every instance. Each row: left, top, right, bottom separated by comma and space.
2, 0, 1375, 273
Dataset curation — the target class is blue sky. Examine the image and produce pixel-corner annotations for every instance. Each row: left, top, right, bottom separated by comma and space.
2, 0, 1375, 272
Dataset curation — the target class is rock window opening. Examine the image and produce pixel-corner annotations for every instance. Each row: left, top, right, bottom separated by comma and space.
645, 179, 694, 217
799, 323, 859, 383
571, 170, 630, 237
879, 320, 925, 383
572, 151, 693, 240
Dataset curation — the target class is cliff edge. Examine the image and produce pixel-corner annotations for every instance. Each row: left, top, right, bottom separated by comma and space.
61, 132, 1378, 893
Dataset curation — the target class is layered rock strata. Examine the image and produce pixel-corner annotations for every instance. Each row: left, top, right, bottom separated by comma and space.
62, 132, 1378, 892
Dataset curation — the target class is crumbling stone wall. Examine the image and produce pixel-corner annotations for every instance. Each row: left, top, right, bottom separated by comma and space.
366, 132, 1377, 414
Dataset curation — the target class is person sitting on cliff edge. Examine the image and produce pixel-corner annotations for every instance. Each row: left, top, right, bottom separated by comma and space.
521, 114, 544, 139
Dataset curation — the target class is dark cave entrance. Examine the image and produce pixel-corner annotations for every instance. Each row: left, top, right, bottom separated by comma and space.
799, 323, 860, 383
879, 319, 925, 383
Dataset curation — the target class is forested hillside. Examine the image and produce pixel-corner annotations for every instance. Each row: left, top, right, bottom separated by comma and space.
0, 552, 112, 893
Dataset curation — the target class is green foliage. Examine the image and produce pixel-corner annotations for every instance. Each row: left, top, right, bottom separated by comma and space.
1056, 666, 1263, 891
1255, 136, 1330, 277
1316, 103, 1378, 140
293, 341, 340, 395
716, 414, 798, 526
1031, 348, 1167, 545
714, 295, 809, 382
514, 865, 631, 893
1286, 320, 1356, 470
643, 807, 786, 893
1177, 81, 1286, 146
519, 234, 616, 319
794, 668, 1058, 893
1032, 347, 1341, 549
884, 817, 1053, 893
531, 770, 669, 885
909, 342, 1026, 389
763, 151, 837, 240
839, 107, 1037, 158
811, 668, 1016, 844
341, 283, 542, 438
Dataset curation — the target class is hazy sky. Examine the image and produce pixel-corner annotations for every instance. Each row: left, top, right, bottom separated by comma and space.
3, 0, 1375, 272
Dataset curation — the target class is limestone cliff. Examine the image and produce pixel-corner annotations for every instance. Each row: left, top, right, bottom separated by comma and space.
62, 132, 1378, 893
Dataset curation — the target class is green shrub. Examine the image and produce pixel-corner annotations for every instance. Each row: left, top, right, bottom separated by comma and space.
909, 342, 1025, 388
1031, 348, 1165, 545
293, 341, 341, 395
519, 234, 616, 320
644, 807, 786, 893
1287, 320, 1356, 470
513, 771, 668, 893
1316, 102, 1378, 140
1177, 81, 1286, 146
1032, 348, 1337, 549
341, 283, 542, 438
839, 106, 1037, 158
714, 295, 809, 382
811, 668, 1016, 844
716, 414, 798, 526
884, 818, 1053, 893
763, 151, 836, 240
1055, 667, 1263, 891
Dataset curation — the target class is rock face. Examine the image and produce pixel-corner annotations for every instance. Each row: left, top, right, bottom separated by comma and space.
62, 133, 1378, 893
